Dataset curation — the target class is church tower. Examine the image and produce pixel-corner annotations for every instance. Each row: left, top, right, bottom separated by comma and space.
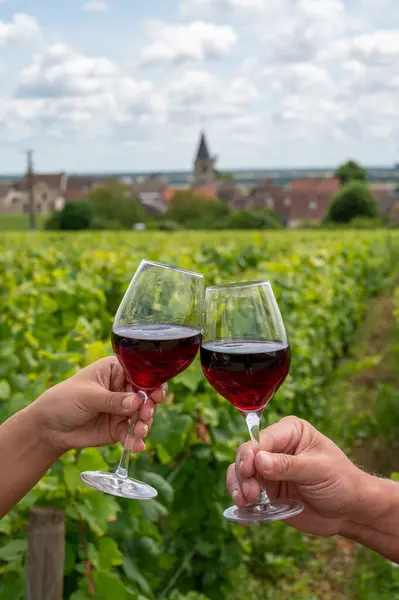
193, 131, 216, 187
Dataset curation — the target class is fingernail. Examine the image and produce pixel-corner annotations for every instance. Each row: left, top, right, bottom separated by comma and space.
149, 407, 155, 417
242, 482, 251, 498
162, 387, 167, 399
258, 452, 273, 471
143, 424, 149, 436
239, 459, 244, 473
122, 394, 136, 412
232, 490, 239, 501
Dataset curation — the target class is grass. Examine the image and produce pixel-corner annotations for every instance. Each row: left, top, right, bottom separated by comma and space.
0, 215, 46, 231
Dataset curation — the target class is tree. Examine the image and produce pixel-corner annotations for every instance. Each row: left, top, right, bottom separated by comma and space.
326, 181, 378, 223
335, 160, 367, 186
166, 190, 230, 228
87, 183, 147, 229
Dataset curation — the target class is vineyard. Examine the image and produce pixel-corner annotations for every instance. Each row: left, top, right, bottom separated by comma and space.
1, 230, 399, 599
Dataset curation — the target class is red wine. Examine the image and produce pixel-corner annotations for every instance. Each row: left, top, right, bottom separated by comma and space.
201, 340, 290, 412
112, 324, 201, 391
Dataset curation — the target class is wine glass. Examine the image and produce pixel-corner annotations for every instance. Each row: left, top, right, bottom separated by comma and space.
200, 280, 304, 523
81, 259, 204, 500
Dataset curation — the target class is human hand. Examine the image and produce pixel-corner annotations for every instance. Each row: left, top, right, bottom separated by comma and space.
226, 416, 368, 536
30, 357, 166, 457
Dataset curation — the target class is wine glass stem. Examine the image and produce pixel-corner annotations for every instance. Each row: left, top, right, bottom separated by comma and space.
245, 411, 270, 505
114, 391, 148, 480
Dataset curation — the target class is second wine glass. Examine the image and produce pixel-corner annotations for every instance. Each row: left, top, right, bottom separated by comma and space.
80, 259, 204, 500
200, 280, 304, 523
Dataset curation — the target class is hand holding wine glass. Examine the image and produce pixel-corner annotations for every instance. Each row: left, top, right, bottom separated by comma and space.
80, 260, 204, 500
200, 280, 304, 523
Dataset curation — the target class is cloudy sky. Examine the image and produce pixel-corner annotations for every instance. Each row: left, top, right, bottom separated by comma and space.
1, 0, 399, 173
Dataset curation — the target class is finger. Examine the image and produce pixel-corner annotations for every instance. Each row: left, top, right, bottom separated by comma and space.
236, 441, 256, 480
258, 416, 321, 455
133, 419, 151, 439
255, 451, 318, 484
139, 399, 157, 422
241, 478, 262, 503
91, 389, 143, 417
226, 464, 248, 507
150, 383, 168, 404
116, 423, 146, 452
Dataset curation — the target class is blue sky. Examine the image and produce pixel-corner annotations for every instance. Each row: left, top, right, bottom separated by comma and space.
1, 0, 399, 173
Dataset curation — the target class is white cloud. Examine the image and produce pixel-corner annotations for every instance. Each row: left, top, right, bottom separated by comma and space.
0, 13, 41, 47
16, 44, 119, 98
181, 0, 266, 14
138, 21, 237, 66
164, 68, 258, 122
81, 0, 108, 12
341, 29, 399, 66
6, 44, 166, 145
257, 0, 348, 64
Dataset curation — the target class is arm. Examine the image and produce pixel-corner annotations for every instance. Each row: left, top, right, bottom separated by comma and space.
0, 405, 59, 518
227, 416, 399, 564
343, 473, 399, 563
0, 357, 166, 518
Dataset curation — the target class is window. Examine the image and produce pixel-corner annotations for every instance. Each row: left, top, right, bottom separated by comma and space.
36, 203, 41, 213
284, 197, 291, 206
309, 201, 317, 210
41, 192, 47, 201
12, 196, 19, 204
266, 196, 274, 209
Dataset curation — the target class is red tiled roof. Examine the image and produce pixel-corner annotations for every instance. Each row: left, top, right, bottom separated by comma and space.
26, 173, 66, 190
290, 178, 340, 194
64, 189, 88, 202
65, 175, 96, 191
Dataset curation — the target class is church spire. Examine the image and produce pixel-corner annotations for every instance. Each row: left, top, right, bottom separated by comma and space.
193, 130, 216, 186
195, 131, 211, 162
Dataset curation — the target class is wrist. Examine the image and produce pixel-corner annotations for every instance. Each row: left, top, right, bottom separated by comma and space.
24, 400, 64, 462
342, 470, 385, 533
342, 471, 399, 548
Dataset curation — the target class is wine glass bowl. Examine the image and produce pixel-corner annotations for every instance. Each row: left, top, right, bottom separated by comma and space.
200, 280, 304, 523
80, 260, 204, 500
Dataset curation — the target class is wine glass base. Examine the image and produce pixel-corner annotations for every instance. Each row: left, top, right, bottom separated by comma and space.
223, 499, 304, 524
80, 471, 157, 500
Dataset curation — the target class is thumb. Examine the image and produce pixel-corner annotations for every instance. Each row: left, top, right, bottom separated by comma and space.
89, 389, 143, 417
255, 451, 316, 484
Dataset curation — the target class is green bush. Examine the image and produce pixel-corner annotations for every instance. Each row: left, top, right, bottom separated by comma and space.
91, 217, 122, 230
227, 210, 282, 229
45, 202, 93, 231
44, 211, 62, 230
349, 216, 385, 229
326, 181, 378, 223
148, 219, 181, 231
60, 202, 93, 230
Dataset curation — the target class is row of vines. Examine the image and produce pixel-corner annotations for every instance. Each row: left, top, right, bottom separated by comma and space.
1, 230, 399, 599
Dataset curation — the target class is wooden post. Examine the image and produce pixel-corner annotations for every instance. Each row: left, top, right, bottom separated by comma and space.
26, 149, 36, 231
26, 507, 65, 600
